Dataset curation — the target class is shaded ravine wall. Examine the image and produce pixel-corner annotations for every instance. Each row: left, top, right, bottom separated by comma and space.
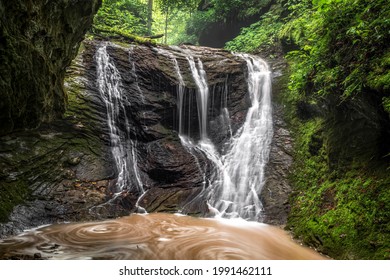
0, 0, 101, 135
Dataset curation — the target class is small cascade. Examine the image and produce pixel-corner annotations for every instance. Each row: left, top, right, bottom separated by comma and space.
96, 44, 143, 195
154, 47, 187, 136
186, 56, 209, 140
218, 77, 233, 141
172, 54, 186, 136
208, 54, 273, 220
167, 49, 273, 221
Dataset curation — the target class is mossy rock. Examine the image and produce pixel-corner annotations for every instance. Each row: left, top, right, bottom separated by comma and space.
0, 181, 30, 222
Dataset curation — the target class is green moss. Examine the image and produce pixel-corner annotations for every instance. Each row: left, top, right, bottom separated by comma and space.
286, 113, 390, 259
64, 82, 90, 118
367, 51, 390, 94
110, 40, 134, 49
0, 180, 31, 222
91, 27, 157, 46
383, 97, 390, 116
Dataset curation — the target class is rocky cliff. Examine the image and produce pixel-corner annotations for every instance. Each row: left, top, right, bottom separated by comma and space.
0, 0, 101, 135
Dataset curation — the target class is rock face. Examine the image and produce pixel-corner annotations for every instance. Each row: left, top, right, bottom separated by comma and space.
77, 40, 252, 216
0, 38, 293, 237
0, 0, 101, 135
261, 96, 293, 225
261, 54, 293, 225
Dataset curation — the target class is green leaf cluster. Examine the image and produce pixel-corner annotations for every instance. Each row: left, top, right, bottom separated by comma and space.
93, 0, 149, 36
281, 0, 390, 109
277, 0, 390, 260
92, 0, 200, 45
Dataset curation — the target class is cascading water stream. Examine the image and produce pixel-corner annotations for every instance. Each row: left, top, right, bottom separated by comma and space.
209, 54, 273, 220
186, 56, 209, 140
155, 47, 209, 191
169, 49, 273, 221
96, 44, 143, 195
172, 53, 186, 136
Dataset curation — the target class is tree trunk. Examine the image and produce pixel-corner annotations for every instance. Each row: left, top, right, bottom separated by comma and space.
147, 0, 153, 36
164, 7, 168, 44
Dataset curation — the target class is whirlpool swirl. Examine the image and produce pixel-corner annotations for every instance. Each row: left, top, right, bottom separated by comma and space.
0, 213, 326, 260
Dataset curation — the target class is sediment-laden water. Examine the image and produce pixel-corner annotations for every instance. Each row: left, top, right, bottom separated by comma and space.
0, 213, 325, 260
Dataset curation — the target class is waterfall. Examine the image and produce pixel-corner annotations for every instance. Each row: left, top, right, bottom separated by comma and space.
96, 43, 272, 221
170, 49, 273, 221
209, 54, 273, 220
96, 44, 143, 195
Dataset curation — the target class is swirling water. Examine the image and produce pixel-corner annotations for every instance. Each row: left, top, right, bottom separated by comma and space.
0, 213, 325, 260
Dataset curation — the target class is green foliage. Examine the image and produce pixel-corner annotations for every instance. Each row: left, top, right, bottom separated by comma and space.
156, 0, 199, 12
367, 50, 390, 95
209, 0, 271, 20
185, 8, 216, 43
289, 162, 390, 259
383, 97, 390, 115
93, 0, 200, 45
93, 0, 149, 36
282, 0, 390, 100
153, 0, 199, 44
225, 9, 283, 53
185, 0, 273, 44
155, 9, 199, 45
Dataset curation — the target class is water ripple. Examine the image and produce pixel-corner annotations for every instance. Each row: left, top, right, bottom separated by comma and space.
0, 213, 326, 260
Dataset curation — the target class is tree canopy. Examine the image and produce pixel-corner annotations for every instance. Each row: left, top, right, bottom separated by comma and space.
93, 0, 200, 44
